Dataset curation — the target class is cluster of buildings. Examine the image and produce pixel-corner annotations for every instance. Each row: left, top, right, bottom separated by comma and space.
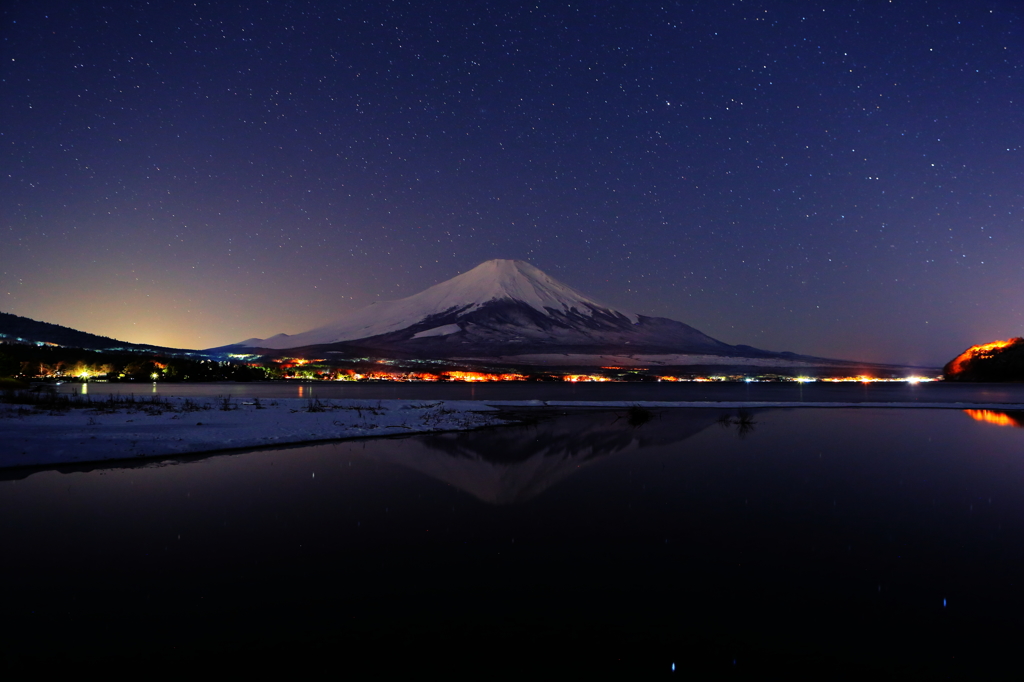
271, 364, 939, 384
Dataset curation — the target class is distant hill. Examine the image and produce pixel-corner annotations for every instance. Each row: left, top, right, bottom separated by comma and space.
0, 311, 195, 354
944, 338, 1024, 382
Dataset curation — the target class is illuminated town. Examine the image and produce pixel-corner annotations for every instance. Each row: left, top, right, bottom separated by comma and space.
0, 335, 942, 385
12, 356, 941, 385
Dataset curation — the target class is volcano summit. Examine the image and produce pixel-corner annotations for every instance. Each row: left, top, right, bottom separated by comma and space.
220, 259, 887, 372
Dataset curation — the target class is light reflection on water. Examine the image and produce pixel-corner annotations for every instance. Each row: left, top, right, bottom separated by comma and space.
3, 408, 1024, 675
375, 408, 724, 504
965, 408, 1024, 428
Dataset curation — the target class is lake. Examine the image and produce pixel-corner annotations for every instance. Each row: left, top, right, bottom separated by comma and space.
56, 379, 1024, 405
3, 405, 1024, 676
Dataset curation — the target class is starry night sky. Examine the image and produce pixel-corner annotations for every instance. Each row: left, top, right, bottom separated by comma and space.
2, 1, 1021, 365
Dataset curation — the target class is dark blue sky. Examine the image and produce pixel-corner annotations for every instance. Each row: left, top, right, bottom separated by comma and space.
2, 1, 1021, 365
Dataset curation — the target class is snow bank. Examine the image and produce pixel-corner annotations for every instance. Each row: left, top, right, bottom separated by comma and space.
0, 397, 506, 469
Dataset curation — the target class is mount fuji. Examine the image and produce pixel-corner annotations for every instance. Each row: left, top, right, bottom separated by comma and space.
219, 259, 864, 370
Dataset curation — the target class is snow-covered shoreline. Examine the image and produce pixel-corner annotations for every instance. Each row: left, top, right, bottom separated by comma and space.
3, 396, 1022, 471
0, 397, 510, 470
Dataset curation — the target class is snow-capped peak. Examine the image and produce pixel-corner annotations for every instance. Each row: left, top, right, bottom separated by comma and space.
238, 259, 634, 349
414, 259, 621, 318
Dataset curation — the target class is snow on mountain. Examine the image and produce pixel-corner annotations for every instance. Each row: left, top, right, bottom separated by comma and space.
412, 323, 462, 339
217, 259, 908, 369
238, 259, 638, 350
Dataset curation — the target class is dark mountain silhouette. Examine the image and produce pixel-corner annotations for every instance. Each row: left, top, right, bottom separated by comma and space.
0, 311, 194, 354
944, 338, 1024, 382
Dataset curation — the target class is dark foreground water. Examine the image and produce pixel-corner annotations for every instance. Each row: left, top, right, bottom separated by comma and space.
3, 407, 1024, 677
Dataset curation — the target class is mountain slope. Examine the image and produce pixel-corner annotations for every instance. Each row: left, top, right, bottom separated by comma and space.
0, 311, 192, 354
237, 259, 644, 349
223, 259, 832, 363
944, 338, 1024, 381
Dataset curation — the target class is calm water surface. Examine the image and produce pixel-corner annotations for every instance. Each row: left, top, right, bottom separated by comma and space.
57, 379, 1024, 404
3, 407, 1024, 676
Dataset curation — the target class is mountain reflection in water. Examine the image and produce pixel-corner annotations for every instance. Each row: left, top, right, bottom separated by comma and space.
370, 408, 727, 504
7, 407, 1024, 675
964, 409, 1024, 428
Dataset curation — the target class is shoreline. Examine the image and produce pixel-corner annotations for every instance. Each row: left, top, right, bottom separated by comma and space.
0, 397, 511, 471
3, 396, 1022, 472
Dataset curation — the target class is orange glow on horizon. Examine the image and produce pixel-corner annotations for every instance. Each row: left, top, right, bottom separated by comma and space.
947, 338, 1021, 375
